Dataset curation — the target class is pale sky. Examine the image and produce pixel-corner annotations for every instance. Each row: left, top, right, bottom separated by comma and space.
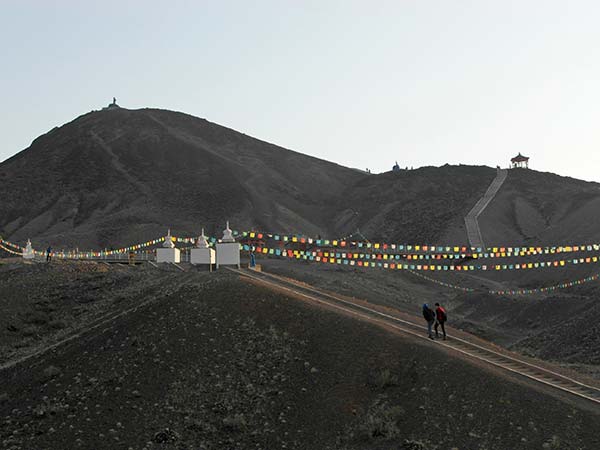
2, 1, 600, 181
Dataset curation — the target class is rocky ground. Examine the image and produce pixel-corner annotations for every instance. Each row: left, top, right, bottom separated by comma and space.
258, 257, 600, 380
0, 259, 174, 368
1, 259, 600, 449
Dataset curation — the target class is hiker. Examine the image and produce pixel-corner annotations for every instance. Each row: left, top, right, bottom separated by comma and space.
46, 246, 52, 263
422, 304, 435, 339
434, 302, 447, 340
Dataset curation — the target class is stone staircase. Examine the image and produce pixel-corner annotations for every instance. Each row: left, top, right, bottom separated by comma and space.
464, 169, 508, 250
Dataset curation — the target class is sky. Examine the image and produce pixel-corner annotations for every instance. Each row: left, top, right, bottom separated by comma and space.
1, 1, 600, 181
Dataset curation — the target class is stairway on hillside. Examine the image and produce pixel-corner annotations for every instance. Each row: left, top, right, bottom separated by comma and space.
464, 169, 508, 249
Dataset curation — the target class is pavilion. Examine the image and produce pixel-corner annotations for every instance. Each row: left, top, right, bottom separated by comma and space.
511, 153, 529, 168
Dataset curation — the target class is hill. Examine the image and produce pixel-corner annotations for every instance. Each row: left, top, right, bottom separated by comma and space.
1, 261, 599, 449
479, 169, 600, 246
0, 107, 364, 248
1, 106, 600, 250
336, 164, 496, 244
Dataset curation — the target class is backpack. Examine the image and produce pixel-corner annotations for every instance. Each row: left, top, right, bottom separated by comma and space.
439, 308, 447, 322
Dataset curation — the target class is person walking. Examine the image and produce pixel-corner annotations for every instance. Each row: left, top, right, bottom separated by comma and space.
46, 246, 52, 263
434, 302, 447, 340
422, 304, 435, 339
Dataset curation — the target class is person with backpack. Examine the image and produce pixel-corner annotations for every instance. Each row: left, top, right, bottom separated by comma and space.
435, 302, 447, 340
422, 304, 436, 339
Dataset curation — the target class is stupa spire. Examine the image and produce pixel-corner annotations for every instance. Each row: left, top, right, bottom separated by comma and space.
163, 228, 175, 248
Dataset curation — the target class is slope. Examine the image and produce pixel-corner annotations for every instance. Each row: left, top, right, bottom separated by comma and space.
2, 106, 600, 251
0, 108, 365, 248
333, 164, 497, 245
1, 262, 599, 449
478, 168, 600, 246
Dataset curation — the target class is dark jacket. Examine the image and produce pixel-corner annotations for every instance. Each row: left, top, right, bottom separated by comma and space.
423, 307, 435, 322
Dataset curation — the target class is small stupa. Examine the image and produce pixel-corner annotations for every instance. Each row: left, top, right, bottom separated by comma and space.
23, 239, 35, 260
156, 229, 180, 263
190, 228, 215, 268
195, 228, 210, 248
216, 221, 240, 269
221, 221, 235, 242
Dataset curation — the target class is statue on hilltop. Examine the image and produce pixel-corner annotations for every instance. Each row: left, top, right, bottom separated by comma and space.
104, 97, 120, 110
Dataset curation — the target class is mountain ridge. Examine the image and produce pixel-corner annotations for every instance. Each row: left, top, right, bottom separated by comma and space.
0, 107, 366, 247
1, 107, 600, 249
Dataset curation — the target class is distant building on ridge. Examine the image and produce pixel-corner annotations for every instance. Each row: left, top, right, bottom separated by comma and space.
510, 153, 529, 169
103, 97, 120, 110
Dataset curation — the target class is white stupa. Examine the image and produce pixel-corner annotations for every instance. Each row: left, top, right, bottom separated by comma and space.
23, 239, 35, 260
196, 228, 210, 248
216, 221, 240, 269
156, 229, 181, 263
190, 228, 215, 267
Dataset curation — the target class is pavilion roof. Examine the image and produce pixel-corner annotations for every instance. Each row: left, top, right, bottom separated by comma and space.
511, 153, 529, 162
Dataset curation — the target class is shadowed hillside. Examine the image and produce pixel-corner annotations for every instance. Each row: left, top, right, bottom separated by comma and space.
2, 261, 599, 449
479, 169, 600, 246
335, 165, 496, 245
0, 108, 365, 247
2, 107, 600, 250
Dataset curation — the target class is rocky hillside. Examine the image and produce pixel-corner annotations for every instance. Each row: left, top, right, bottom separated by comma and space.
479, 168, 600, 246
2, 261, 599, 450
0, 107, 365, 248
337, 164, 496, 245
1, 106, 600, 249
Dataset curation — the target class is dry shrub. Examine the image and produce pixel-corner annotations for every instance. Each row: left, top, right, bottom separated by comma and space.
370, 368, 400, 389
21, 326, 38, 337
222, 413, 247, 431
49, 319, 67, 330
356, 402, 405, 441
23, 311, 49, 326
401, 439, 429, 449
543, 436, 562, 449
